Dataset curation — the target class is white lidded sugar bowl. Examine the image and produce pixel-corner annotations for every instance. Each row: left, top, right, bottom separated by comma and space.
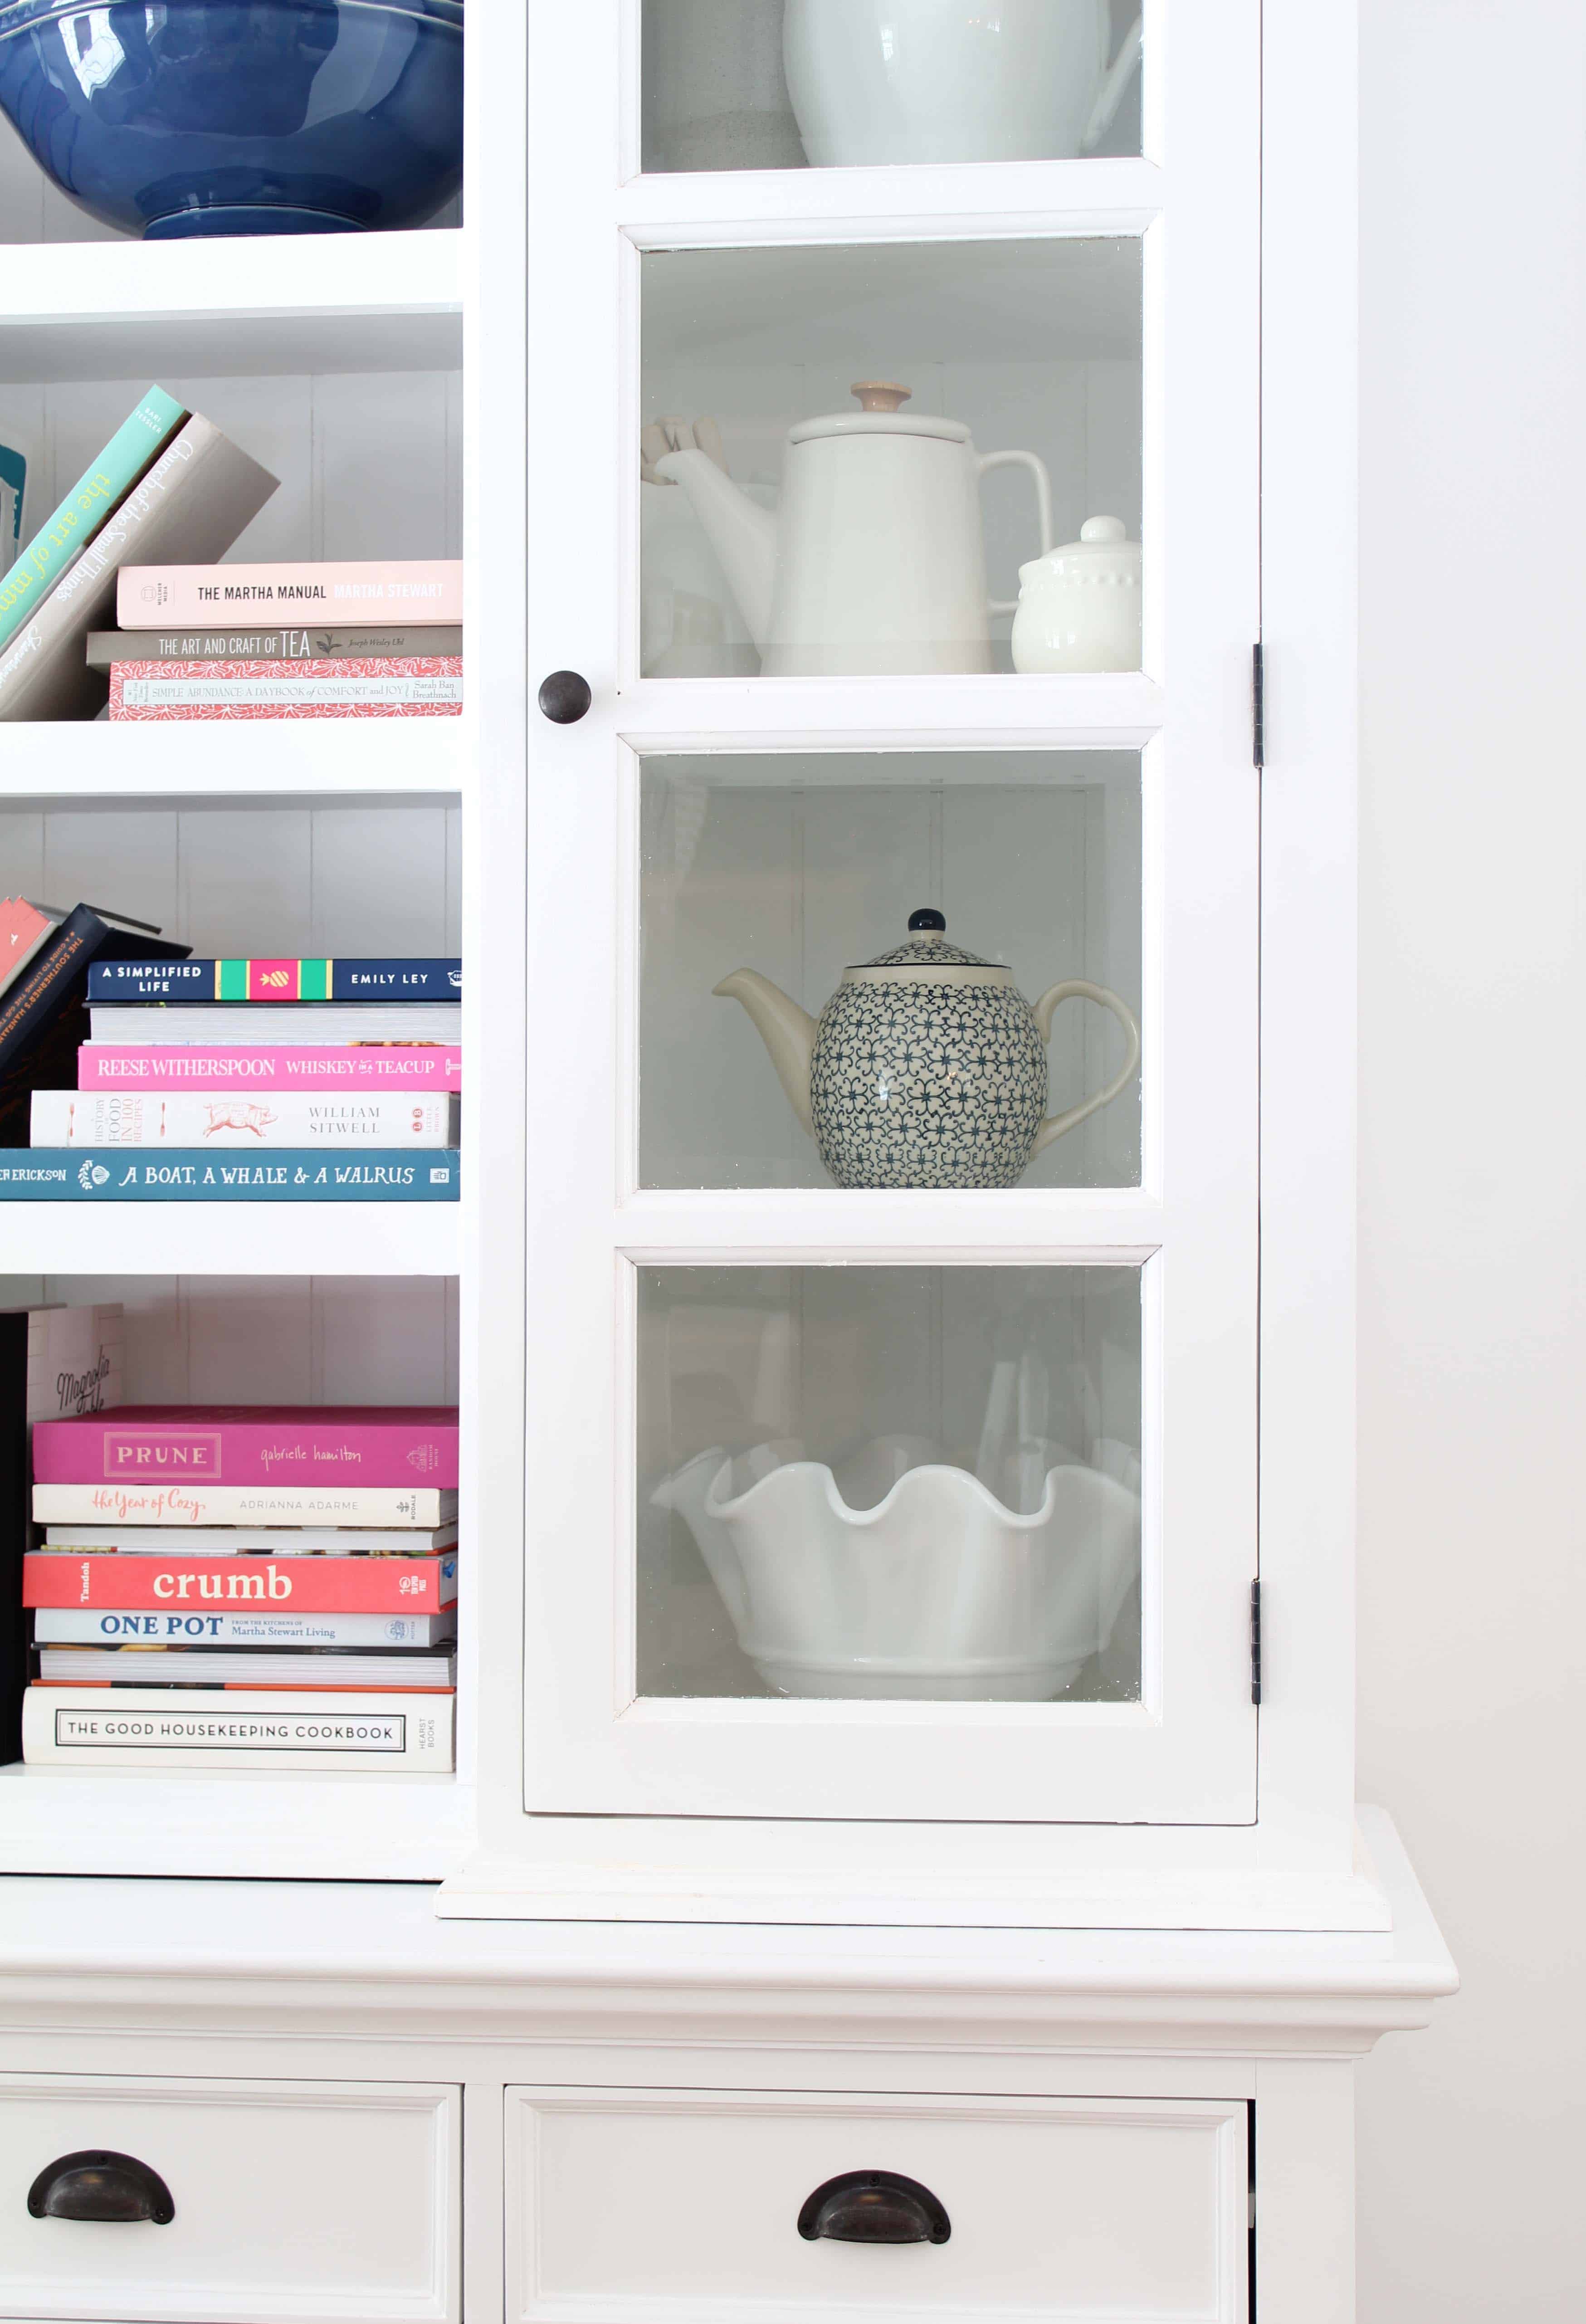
714, 907, 1141, 1191
1011, 514, 1142, 674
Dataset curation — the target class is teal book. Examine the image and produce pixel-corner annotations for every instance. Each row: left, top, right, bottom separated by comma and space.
0, 437, 25, 557
0, 1150, 459, 1201
0, 387, 187, 655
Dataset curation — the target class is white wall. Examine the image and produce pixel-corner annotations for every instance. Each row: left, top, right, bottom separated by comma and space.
1357, 6, 1586, 2318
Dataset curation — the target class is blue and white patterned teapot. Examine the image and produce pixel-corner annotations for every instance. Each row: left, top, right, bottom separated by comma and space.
714, 908, 1141, 1190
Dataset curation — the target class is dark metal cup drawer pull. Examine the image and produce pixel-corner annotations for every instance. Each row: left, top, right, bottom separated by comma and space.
27, 2150, 175, 2225
798, 2170, 951, 2245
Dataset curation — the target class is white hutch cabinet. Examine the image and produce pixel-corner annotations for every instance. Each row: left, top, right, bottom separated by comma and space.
0, 5, 1451, 2320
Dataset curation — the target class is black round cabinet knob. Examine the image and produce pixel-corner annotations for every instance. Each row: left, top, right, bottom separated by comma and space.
538, 670, 592, 723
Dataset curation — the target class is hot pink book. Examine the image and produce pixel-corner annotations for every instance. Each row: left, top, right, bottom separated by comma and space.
108, 658, 462, 722
117, 561, 464, 627
33, 1405, 459, 1489
78, 1046, 461, 1089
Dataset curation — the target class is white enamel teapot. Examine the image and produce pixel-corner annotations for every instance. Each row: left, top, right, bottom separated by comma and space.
651, 382, 1053, 676
783, 1, 1143, 167
715, 907, 1141, 1190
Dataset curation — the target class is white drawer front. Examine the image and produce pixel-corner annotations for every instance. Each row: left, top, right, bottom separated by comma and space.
506, 2087, 1247, 2324
0, 2074, 459, 2324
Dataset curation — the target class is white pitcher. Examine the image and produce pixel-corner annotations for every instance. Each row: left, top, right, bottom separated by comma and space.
652, 382, 1052, 677
784, 0, 1143, 168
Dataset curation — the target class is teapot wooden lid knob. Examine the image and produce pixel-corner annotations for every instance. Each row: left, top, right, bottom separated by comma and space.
850, 381, 913, 413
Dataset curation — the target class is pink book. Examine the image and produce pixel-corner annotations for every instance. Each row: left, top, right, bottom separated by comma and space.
117, 561, 464, 628
33, 1404, 459, 1489
78, 1046, 461, 1090
108, 658, 462, 722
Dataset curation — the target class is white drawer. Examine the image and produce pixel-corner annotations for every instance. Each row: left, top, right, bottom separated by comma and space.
0, 2073, 459, 2324
506, 2086, 1247, 2324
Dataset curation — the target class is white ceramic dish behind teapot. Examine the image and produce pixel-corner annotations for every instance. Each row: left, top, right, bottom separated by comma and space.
714, 908, 1140, 1190
784, 0, 1142, 167
651, 381, 1052, 676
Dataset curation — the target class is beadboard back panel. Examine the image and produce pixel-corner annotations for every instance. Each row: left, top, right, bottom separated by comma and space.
0, 1276, 459, 1406
0, 371, 462, 566
0, 798, 462, 955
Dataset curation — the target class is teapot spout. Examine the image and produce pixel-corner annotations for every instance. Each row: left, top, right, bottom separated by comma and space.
713, 968, 816, 1137
654, 445, 777, 651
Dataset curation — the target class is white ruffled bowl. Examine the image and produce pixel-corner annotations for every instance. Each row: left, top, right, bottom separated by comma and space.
652, 1445, 1138, 1700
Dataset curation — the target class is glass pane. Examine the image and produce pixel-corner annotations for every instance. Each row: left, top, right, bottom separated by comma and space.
639, 1265, 1142, 1703
641, 238, 1142, 679
640, 751, 1142, 1191
642, 1, 1144, 173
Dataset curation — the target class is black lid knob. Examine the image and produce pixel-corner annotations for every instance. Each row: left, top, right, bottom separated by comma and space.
908, 908, 947, 933
538, 670, 592, 723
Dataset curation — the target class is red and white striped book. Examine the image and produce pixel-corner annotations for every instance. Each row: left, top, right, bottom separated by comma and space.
108, 656, 462, 720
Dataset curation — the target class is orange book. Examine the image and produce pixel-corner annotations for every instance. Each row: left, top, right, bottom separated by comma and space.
0, 898, 59, 1002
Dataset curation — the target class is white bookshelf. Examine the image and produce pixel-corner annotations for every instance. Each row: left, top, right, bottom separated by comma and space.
0, 69, 475, 1865
0, 227, 462, 381
0, 723, 464, 800
0, 1206, 460, 1275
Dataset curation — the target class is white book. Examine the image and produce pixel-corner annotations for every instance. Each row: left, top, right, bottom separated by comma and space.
23, 1687, 454, 1771
34, 1607, 456, 1646
30, 1089, 460, 1149
44, 1522, 458, 1554
33, 1484, 457, 1527
37, 1647, 456, 1686
88, 1003, 460, 1045
24, 1304, 123, 1421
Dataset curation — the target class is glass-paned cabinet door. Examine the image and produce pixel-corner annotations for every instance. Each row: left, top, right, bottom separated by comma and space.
524, 1, 1259, 1824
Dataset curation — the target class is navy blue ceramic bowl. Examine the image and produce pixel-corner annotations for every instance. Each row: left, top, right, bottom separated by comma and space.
0, 0, 463, 238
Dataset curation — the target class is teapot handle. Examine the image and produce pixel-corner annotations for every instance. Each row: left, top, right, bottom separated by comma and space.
1031, 980, 1141, 1152
1081, 14, 1144, 155
980, 451, 1054, 617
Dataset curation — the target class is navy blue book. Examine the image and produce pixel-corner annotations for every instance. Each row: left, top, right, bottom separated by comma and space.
87, 957, 462, 1002
0, 1151, 459, 1201
0, 904, 189, 1145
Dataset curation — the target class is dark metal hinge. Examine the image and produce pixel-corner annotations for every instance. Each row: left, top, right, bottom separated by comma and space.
1250, 1579, 1262, 1705
1251, 641, 1265, 769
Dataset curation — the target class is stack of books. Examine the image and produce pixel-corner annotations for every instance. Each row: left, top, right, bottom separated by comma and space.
0, 385, 278, 723
0, 1302, 124, 1759
102, 560, 463, 720
0, 946, 461, 1202
20, 1404, 459, 1772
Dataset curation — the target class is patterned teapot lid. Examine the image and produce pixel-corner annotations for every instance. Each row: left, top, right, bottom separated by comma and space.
846, 909, 1011, 979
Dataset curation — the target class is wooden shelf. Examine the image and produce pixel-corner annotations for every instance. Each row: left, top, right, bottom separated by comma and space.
0, 718, 464, 801
0, 1201, 460, 1276
0, 228, 462, 381
0, 1765, 468, 1881
615, 155, 1164, 247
